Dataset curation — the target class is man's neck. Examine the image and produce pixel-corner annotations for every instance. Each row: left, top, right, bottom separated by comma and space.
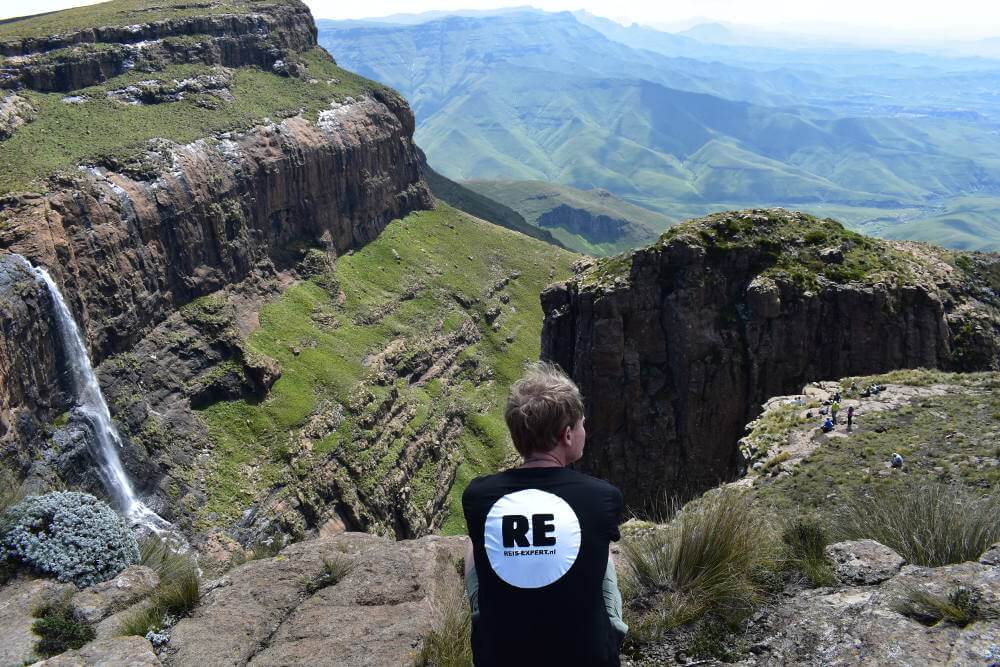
519, 452, 566, 468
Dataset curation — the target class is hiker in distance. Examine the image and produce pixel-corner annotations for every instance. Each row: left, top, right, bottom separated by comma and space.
462, 361, 627, 666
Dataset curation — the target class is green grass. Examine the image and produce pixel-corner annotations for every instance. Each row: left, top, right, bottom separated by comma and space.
896, 587, 993, 627
831, 482, 1000, 567
580, 208, 931, 293
781, 517, 835, 587
413, 570, 473, 667
620, 488, 781, 651
194, 203, 577, 534
118, 537, 200, 637
0, 0, 278, 41
752, 373, 1000, 518
32, 594, 95, 658
305, 554, 354, 594
0, 48, 376, 194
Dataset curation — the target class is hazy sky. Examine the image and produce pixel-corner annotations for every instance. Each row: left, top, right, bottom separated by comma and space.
2, 0, 997, 40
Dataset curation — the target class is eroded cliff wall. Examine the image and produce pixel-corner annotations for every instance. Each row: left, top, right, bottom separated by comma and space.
541, 209, 1000, 508
0, 0, 432, 515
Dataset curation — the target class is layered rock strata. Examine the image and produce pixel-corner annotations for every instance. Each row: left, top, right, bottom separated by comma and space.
0, 1, 317, 91
541, 209, 1000, 508
0, 90, 429, 449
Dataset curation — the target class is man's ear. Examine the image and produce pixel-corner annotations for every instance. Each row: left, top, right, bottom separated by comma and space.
559, 424, 573, 446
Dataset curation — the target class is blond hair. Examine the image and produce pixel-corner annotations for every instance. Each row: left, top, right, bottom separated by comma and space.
504, 361, 584, 457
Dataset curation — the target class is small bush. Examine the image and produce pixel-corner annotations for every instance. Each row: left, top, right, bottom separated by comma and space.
782, 517, 834, 587
0, 491, 139, 587
621, 489, 781, 635
832, 482, 1000, 566
306, 554, 353, 594
896, 587, 990, 627
117, 601, 165, 637
32, 594, 96, 658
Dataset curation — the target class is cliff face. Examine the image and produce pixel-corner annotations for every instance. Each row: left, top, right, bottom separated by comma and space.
1, 89, 428, 361
0, 1, 433, 516
541, 209, 1000, 509
0, 1, 317, 92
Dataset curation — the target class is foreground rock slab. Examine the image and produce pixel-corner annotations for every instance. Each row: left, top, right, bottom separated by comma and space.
71, 565, 159, 625
750, 544, 1000, 666
163, 532, 465, 666
0, 577, 75, 666
31, 636, 160, 666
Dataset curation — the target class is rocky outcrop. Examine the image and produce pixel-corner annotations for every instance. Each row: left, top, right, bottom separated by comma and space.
749, 541, 1000, 666
825, 539, 906, 586
0, 256, 61, 441
0, 94, 34, 138
0, 577, 76, 665
541, 209, 1000, 509
0, 1, 317, 92
70, 565, 159, 625
163, 532, 465, 666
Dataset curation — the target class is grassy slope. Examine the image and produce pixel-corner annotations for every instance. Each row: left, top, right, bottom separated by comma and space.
747, 370, 1000, 515
463, 180, 666, 255
194, 204, 578, 533
0, 48, 375, 194
0, 0, 271, 40
421, 163, 566, 249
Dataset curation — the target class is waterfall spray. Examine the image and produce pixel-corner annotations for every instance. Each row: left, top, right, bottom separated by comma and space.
13, 254, 170, 532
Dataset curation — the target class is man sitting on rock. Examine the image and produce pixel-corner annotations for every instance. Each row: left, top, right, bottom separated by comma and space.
462, 361, 627, 666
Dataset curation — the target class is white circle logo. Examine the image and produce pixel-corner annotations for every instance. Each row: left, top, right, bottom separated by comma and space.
484, 489, 582, 588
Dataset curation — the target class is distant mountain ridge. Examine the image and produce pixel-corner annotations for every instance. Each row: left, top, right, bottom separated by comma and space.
319, 10, 1000, 250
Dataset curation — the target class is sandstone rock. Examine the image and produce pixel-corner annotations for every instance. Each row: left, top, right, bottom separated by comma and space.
30, 635, 159, 666
750, 557, 1000, 665
980, 543, 1000, 566
825, 540, 905, 585
71, 565, 159, 624
163, 532, 465, 666
0, 577, 77, 666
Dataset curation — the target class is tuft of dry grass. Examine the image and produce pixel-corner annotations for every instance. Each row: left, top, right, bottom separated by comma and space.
781, 517, 835, 587
620, 488, 782, 645
832, 482, 1000, 567
896, 587, 992, 627
413, 573, 473, 667
117, 537, 200, 637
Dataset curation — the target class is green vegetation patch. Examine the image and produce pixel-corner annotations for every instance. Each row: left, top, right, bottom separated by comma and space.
577, 209, 926, 292
0, 48, 376, 194
32, 594, 95, 658
195, 204, 577, 533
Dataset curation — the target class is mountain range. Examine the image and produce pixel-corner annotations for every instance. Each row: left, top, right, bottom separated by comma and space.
318, 10, 1000, 250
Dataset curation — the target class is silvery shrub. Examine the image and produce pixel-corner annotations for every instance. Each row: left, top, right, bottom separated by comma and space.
0, 491, 139, 587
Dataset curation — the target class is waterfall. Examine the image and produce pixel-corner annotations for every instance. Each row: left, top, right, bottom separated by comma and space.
14, 255, 170, 532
